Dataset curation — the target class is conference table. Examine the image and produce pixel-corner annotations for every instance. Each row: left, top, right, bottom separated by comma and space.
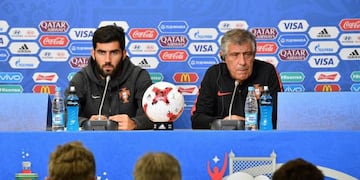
0, 130, 359, 180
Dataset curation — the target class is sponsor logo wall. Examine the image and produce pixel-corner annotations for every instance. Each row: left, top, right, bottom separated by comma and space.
0, 0, 359, 128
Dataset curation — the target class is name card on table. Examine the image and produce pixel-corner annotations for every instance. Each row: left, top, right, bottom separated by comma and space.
277, 92, 360, 130
0, 93, 51, 131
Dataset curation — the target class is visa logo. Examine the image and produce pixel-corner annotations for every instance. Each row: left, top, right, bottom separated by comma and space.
188, 42, 218, 55
75, 30, 94, 38
284, 22, 304, 30
315, 57, 334, 65
194, 45, 213, 52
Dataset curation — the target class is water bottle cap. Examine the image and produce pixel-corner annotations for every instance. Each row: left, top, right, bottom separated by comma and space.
264, 86, 269, 91
70, 86, 76, 92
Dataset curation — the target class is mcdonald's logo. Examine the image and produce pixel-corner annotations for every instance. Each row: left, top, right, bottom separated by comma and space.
173, 72, 198, 83
314, 84, 340, 92
32, 85, 56, 94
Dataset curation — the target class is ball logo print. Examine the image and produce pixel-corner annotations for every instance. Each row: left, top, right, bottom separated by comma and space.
142, 81, 184, 123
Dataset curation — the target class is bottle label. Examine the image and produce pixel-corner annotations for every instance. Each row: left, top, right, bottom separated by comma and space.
245, 113, 258, 130
260, 106, 273, 130
52, 113, 64, 126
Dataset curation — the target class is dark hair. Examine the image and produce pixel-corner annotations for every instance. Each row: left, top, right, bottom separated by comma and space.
272, 158, 324, 180
92, 24, 125, 50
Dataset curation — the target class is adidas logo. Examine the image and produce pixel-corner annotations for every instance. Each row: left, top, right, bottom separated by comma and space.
137, 58, 151, 68
317, 28, 331, 38
348, 49, 360, 59
17, 44, 31, 53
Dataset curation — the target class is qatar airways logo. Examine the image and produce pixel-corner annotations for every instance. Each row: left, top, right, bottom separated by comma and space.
39, 35, 69, 47
339, 18, 360, 31
250, 27, 278, 40
278, 49, 308, 61
159, 50, 188, 62
256, 42, 277, 54
39, 20, 69, 33
129, 28, 158, 40
32, 72, 58, 83
314, 72, 340, 82
158, 35, 188, 48
69, 57, 89, 69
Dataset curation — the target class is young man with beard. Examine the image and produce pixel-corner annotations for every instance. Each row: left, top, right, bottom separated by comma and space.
191, 29, 282, 129
65, 25, 153, 130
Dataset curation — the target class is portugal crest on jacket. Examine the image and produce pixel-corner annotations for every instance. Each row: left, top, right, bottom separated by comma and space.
119, 88, 130, 103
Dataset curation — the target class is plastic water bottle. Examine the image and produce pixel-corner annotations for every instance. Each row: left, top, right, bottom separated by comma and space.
66, 86, 80, 131
52, 87, 65, 131
245, 86, 258, 130
260, 86, 273, 130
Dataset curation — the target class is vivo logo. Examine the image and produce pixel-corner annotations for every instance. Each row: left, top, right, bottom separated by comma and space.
0, 72, 23, 83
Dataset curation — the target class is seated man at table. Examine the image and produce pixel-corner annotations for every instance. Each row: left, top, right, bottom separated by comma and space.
65, 24, 153, 130
133, 152, 181, 180
191, 28, 282, 129
273, 158, 324, 180
46, 141, 96, 180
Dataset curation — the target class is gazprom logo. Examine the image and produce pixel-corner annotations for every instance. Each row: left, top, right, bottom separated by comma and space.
308, 41, 339, 54
277, 34, 309, 47
158, 21, 189, 33
283, 84, 305, 92
188, 28, 218, 40
0, 72, 23, 83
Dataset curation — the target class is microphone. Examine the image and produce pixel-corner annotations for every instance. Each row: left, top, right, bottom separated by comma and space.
228, 80, 239, 118
98, 75, 111, 120
82, 75, 118, 130
211, 80, 244, 130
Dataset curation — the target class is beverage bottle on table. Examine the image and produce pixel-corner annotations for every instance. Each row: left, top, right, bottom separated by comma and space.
52, 87, 65, 131
245, 86, 258, 130
66, 86, 80, 131
260, 86, 273, 130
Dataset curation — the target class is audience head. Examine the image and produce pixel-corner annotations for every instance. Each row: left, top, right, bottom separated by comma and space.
47, 141, 96, 180
272, 158, 324, 180
133, 152, 181, 180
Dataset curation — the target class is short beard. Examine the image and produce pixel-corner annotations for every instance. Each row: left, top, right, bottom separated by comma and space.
95, 58, 123, 79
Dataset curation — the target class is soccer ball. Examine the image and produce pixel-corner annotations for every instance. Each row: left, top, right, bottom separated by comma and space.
142, 81, 184, 122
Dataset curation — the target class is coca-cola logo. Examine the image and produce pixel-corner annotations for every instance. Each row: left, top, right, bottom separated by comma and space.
339, 19, 360, 31
39, 20, 69, 32
69, 57, 89, 69
278, 48, 308, 61
256, 42, 278, 54
158, 35, 188, 47
39, 35, 69, 47
159, 50, 188, 62
129, 28, 158, 40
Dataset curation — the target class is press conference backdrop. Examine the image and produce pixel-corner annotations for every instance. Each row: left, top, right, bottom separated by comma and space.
0, 0, 359, 129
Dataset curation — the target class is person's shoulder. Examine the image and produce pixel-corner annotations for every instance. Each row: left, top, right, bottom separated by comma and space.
207, 62, 223, 72
254, 59, 275, 69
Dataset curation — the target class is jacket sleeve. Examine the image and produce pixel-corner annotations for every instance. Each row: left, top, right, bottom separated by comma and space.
131, 69, 154, 130
191, 67, 221, 129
